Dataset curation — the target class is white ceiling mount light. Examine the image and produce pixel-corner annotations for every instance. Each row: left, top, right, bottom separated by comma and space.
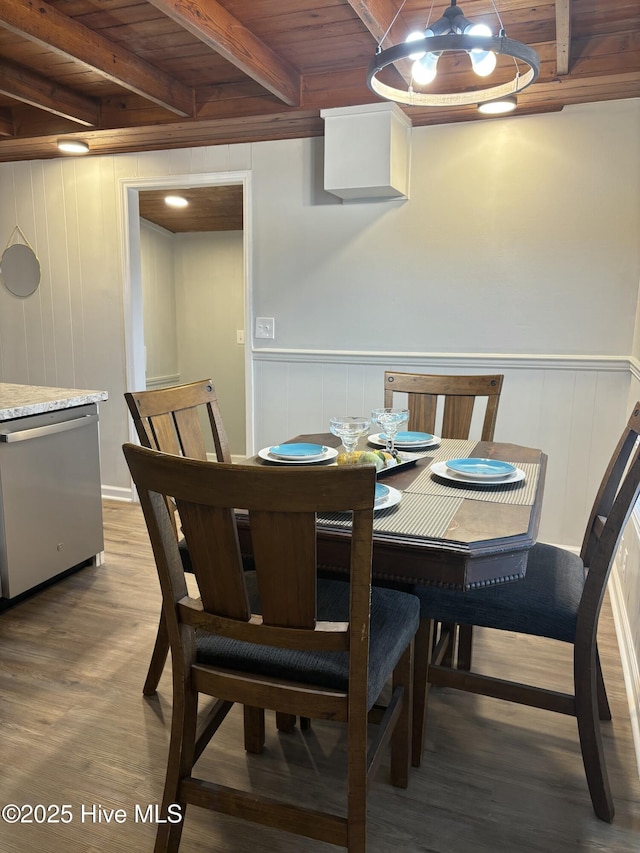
478, 95, 518, 115
57, 139, 90, 154
164, 195, 189, 208
368, 0, 540, 108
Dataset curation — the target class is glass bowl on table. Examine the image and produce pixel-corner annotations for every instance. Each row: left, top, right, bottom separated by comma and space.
329, 416, 371, 463
371, 407, 409, 456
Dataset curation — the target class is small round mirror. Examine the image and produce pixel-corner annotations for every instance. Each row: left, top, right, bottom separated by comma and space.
1, 243, 41, 297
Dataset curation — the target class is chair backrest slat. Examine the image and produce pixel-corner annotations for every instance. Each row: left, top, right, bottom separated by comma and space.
384, 372, 503, 441
249, 510, 318, 628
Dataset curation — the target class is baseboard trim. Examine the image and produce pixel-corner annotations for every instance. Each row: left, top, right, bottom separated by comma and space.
102, 485, 133, 502
609, 561, 640, 777
145, 373, 181, 389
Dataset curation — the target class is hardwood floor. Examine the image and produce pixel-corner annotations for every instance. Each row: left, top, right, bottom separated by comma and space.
1, 499, 639, 852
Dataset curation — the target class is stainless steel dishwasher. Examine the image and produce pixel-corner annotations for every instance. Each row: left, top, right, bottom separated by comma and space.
0, 403, 104, 599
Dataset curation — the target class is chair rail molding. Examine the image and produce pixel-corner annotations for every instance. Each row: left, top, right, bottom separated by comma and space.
252, 349, 632, 372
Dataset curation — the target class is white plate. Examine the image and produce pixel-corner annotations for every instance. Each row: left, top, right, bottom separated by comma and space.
375, 484, 402, 511
430, 461, 525, 486
368, 433, 441, 450
258, 446, 338, 465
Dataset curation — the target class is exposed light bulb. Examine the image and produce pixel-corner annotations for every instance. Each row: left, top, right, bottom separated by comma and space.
405, 30, 427, 61
470, 49, 497, 76
465, 23, 492, 37
412, 52, 439, 86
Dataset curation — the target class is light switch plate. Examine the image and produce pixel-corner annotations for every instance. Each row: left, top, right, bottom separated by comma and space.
255, 317, 275, 339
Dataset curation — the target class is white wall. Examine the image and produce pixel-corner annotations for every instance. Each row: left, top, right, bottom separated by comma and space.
250, 100, 639, 357
174, 231, 245, 455
140, 219, 179, 385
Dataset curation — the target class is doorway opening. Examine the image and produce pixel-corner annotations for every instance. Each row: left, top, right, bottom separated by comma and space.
120, 171, 254, 463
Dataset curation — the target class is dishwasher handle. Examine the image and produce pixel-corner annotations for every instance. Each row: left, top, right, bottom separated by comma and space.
0, 413, 99, 443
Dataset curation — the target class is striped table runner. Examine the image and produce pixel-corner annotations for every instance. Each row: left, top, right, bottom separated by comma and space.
317, 438, 541, 539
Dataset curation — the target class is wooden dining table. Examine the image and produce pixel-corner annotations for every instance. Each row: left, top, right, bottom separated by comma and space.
249, 433, 547, 591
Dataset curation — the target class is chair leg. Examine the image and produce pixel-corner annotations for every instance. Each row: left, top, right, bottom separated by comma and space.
154, 683, 198, 852
390, 642, 413, 788
346, 693, 368, 852
456, 624, 473, 671
441, 621, 456, 667
411, 619, 435, 768
596, 645, 612, 721
575, 646, 614, 823
275, 712, 296, 733
243, 706, 265, 754
143, 611, 170, 696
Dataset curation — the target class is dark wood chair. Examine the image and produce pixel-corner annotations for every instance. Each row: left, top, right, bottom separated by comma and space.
123, 443, 418, 853
125, 379, 231, 696
383, 371, 503, 441
384, 370, 504, 670
412, 401, 640, 822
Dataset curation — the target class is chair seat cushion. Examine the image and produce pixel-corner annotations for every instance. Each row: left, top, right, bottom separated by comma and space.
415, 542, 585, 643
196, 576, 419, 709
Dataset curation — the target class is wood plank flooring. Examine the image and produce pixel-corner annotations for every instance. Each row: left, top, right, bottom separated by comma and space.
1, 499, 639, 852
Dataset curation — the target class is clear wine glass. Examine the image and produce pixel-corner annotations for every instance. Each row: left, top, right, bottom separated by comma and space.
329, 416, 371, 461
371, 407, 409, 456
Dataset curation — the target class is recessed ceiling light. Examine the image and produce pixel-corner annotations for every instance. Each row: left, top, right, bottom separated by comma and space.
164, 195, 189, 208
57, 139, 90, 154
477, 96, 518, 115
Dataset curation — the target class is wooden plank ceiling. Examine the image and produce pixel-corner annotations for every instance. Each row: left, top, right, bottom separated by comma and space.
0, 0, 637, 166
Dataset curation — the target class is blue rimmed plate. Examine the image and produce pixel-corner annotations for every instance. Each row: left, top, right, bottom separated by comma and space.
384, 430, 433, 444
374, 484, 401, 511
269, 443, 326, 460
445, 458, 517, 480
375, 483, 390, 505
369, 432, 440, 449
258, 446, 338, 465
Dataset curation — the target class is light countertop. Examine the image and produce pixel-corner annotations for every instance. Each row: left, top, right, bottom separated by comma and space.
0, 382, 108, 421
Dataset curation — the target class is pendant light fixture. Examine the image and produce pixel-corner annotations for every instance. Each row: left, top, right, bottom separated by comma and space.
367, 0, 540, 109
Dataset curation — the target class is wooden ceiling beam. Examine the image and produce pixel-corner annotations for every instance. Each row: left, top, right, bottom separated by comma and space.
0, 0, 193, 117
346, 0, 407, 45
345, 0, 421, 84
556, 0, 572, 75
0, 58, 99, 127
146, 0, 301, 107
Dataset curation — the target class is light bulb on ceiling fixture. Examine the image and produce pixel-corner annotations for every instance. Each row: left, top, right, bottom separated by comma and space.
469, 49, 497, 76
405, 30, 427, 61
57, 139, 89, 154
464, 22, 496, 77
412, 52, 440, 86
164, 195, 189, 208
